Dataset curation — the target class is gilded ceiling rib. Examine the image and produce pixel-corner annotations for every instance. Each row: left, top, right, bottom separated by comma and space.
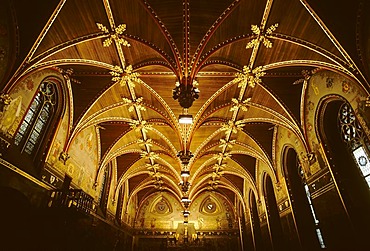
102, 0, 127, 67
25, 0, 67, 63
299, 0, 368, 86
31, 33, 106, 64
248, 0, 275, 68
140, 0, 183, 74
190, 0, 241, 76
183, 0, 190, 77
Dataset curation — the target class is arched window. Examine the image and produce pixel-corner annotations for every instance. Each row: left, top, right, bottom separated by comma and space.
14, 79, 57, 155
284, 148, 325, 249
338, 102, 370, 187
99, 164, 112, 215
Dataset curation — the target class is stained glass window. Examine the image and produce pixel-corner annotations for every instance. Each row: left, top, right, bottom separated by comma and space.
15, 80, 57, 156
338, 102, 370, 189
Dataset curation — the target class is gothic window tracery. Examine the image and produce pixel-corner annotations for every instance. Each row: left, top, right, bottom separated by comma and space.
338, 102, 370, 187
15, 80, 57, 155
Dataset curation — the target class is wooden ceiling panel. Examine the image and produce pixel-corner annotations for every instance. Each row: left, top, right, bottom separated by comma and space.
231, 154, 257, 181
117, 153, 141, 179
242, 122, 275, 161
34, 0, 108, 58
110, 0, 176, 64
99, 122, 131, 158
201, 0, 266, 60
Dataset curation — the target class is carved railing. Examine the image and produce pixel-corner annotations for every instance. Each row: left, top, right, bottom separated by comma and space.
48, 189, 95, 214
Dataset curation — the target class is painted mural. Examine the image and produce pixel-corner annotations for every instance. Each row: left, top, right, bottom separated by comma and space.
67, 125, 99, 195
135, 191, 236, 231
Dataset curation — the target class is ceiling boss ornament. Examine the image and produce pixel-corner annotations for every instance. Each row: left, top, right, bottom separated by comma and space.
122, 97, 146, 112
230, 98, 251, 112
110, 65, 139, 88
233, 65, 266, 89
96, 23, 131, 47
221, 120, 245, 135
246, 23, 279, 49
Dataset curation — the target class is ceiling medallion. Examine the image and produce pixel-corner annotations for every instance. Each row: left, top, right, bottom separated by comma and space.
96, 23, 131, 48
246, 23, 279, 49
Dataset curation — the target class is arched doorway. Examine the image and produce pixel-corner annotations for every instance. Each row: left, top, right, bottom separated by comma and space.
283, 147, 323, 250
264, 174, 285, 251
249, 191, 263, 251
319, 98, 370, 250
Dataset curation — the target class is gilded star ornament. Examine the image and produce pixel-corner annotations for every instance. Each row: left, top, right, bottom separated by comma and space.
233, 66, 265, 89
110, 65, 123, 82
150, 171, 162, 180
230, 98, 251, 112
110, 65, 140, 88
121, 65, 140, 88
212, 170, 224, 179
208, 179, 219, 190
141, 151, 159, 161
246, 23, 279, 49
219, 138, 236, 149
129, 120, 152, 133
96, 23, 131, 47
122, 97, 146, 112
138, 138, 153, 148
213, 163, 226, 172
213, 152, 232, 162
221, 120, 245, 135
146, 163, 160, 172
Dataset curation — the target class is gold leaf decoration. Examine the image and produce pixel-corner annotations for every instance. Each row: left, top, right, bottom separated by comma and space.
129, 120, 152, 133
233, 65, 265, 89
121, 65, 140, 88
141, 151, 159, 161
221, 120, 245, 135
138, 138, 153, 148
230, 97, 251, 112
213, 152, 232, 162
96, 22, 130, 48
219, 138, 236, 149
246, 23, 278, 49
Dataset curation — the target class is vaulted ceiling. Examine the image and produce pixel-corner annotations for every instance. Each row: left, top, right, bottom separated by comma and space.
5, 0, 370, 207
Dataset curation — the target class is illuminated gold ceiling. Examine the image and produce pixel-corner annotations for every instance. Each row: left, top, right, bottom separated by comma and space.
7, 0, 370, 206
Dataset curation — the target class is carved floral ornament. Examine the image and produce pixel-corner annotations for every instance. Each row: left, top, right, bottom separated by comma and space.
96, 22, 131, 48
219, 138, 236, 149
122, 96, 146, 112
221, 120, 245, 135
230, 98, 251, 112
232, 65, 266, 89
110, 65, 140, 88
246, 23, 279, 49
129, 120, 152, 133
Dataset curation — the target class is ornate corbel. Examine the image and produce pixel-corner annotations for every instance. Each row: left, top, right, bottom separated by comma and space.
0, 93, 12, 112
59, 151, 70, 165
